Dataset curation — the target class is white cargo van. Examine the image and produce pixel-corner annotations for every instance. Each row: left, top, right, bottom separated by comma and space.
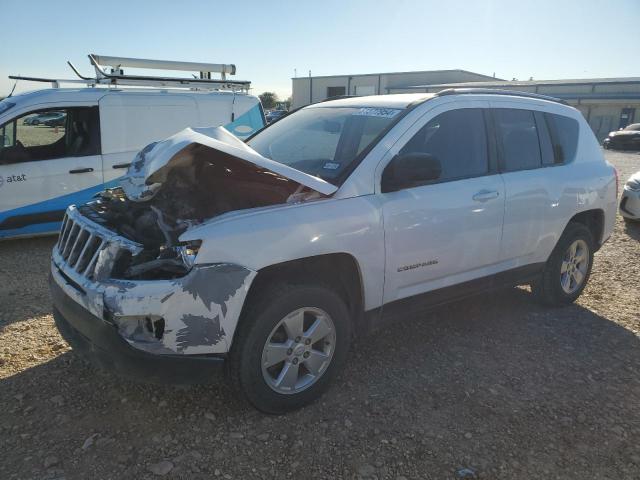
0, 54, 264, 239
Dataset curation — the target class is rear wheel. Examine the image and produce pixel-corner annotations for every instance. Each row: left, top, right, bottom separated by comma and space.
227, 283, 351, 414
531, 222, 594, 306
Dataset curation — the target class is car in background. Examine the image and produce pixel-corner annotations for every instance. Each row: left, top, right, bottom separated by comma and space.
23, 111, 65, 126
44, 114, 67, 127
265, 109, 287, 123
603, 123, 640, 150
620, 170, 640, 222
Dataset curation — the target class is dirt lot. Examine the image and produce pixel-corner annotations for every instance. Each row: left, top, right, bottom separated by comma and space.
1, 150, 638, 480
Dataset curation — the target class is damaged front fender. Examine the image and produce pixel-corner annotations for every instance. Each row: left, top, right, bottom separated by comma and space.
102, 263, 256, 355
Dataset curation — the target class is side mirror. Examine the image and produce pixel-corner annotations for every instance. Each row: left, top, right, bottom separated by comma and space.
382, 152, 441, 192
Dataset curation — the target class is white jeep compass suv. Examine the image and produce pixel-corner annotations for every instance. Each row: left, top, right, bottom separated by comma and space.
50, 89, 617, 413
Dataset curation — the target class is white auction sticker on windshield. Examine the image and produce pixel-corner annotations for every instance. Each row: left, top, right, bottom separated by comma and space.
353, 107, 401, 118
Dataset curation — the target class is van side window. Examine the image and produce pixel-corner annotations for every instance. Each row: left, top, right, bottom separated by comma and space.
494, 109, 541, 172
545, 113, 579, 164
399, 108, 488, 182
0, 107, 100, 165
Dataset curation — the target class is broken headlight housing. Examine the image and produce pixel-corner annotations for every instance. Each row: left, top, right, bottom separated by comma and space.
176, 240, 202, 269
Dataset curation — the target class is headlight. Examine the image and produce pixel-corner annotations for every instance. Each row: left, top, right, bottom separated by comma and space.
176, 240, 202, 268
626, 180, 640, 191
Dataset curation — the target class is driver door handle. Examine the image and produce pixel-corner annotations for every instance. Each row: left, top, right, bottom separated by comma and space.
112, 162, 131, 169
69, 167, 94, 174
472, 189, 500, 202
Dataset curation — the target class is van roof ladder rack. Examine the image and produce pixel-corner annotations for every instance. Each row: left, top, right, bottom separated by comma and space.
9, 54, 251, 92
435, 88, 568, 105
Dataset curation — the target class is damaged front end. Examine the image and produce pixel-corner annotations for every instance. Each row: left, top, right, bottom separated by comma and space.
51, 126, 335, 356
81, 126, 334, 281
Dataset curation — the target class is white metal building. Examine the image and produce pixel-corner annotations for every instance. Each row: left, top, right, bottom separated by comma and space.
291, 69, 499, 108
389, 78, 640, 141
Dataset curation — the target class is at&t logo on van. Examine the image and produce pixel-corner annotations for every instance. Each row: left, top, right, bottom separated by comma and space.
1, 174, 27, 185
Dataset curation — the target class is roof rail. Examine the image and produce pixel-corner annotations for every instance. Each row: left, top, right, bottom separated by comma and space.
435, 88, 568, 105
8, 54, 251, 92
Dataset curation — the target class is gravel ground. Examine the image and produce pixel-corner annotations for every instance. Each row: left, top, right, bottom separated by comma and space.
1, 150, 639, 480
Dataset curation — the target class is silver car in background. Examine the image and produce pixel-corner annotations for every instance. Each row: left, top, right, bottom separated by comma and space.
620, 170, 640, 222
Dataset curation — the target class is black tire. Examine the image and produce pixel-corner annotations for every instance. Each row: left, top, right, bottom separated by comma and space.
227, 282, 351, 414
531, 222, 594, 306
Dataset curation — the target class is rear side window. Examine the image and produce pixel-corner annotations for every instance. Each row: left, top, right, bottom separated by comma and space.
545, 113, 579, 164
494, 109, 541, 172
400, 108, 488, 182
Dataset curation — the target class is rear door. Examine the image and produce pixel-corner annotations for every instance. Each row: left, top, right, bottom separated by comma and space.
0, 106, 102, 238
491, 103, 557, 263
380, 102, 505, 303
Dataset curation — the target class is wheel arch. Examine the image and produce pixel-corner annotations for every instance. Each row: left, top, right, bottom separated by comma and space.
565, 208, 605, 250
239, 253, 366, 338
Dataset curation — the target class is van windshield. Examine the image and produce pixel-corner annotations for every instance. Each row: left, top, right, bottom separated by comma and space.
247, 106, 404, 184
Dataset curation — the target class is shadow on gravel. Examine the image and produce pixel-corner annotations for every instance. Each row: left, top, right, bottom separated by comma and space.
1, 288, 638, 478
0, 236, 57, 327
623, 219, 640, 241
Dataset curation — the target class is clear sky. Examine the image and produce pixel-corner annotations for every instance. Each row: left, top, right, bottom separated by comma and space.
1, 0, 639, 99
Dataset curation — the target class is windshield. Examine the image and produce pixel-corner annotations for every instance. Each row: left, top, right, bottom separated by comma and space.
248, 106, 403, 184
624, 123, 640, 131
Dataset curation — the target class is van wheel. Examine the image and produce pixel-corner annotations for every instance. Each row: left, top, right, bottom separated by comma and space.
227, 283, 351, 414
531, 222, 594, 306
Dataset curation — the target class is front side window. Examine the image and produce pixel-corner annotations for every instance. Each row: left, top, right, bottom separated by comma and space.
494, 109, 541, 172
399, 108, 488, 182
0, 107, 100, 165
247, 106, 403, 184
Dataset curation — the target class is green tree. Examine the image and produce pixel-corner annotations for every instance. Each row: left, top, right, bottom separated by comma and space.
259, 92, 278, 109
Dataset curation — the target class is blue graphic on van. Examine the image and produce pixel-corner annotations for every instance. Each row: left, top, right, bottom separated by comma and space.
226, 103, 265, 138
0, 179, 119, 238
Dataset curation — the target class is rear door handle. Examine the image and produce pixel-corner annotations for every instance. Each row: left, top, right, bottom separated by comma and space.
69, 167, 94, 174
472, 189, 500, 202
112, 163, 131, 169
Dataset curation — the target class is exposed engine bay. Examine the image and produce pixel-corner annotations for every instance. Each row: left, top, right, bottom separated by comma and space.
79, 137, 326, 281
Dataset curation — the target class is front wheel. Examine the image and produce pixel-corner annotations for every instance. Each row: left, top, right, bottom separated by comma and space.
531, 222, 594, 306
227, 283, 351, 414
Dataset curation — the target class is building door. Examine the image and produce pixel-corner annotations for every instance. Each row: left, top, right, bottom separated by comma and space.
619, 108, 636, 129
326, 86, 346, 99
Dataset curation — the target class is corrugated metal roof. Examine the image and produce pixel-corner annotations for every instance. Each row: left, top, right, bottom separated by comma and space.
291, 69, 502, 81
400, 77, 640, 89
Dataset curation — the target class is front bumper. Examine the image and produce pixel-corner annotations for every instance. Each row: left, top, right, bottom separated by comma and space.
50, 273, 225, 384
620, 186, 640, 220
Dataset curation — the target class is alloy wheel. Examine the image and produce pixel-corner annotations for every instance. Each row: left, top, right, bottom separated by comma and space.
261, 307, 336, 394
560, 239, 589, 294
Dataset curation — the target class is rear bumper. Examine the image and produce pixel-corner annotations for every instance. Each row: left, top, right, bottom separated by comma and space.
50, 273, 225, 385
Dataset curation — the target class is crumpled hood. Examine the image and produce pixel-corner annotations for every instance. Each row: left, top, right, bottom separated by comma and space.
119, 126, 338, 200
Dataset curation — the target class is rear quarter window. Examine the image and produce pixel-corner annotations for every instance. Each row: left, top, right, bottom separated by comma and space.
545, 113, 579, 164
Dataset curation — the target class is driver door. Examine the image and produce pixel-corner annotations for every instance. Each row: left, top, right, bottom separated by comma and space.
379, 103, 505, 304
0, 106, 103, 237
